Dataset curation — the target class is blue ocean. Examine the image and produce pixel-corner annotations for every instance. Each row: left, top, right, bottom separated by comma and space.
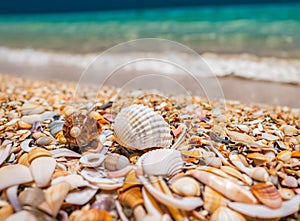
0, 2, 299, 57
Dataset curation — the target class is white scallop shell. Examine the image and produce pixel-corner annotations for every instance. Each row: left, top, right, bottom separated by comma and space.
137, 149, 184, 176
114, 104, 172, 150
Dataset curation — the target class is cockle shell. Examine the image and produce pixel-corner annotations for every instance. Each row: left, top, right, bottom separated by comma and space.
114, 104, 172, 150
250, 182, 282, 209
69, 209, 114, 221
171, 176, 200, 197
203, 186, 230, 214
210, 206, 246, 221
103, 153, 130, 171
137, 149, 184, 176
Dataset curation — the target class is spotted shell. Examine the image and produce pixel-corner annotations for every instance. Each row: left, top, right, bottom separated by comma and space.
114, 104, 172, 150
63, 113, 102, 146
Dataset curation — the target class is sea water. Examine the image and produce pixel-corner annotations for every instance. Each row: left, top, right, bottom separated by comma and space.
0, 2, 299, 83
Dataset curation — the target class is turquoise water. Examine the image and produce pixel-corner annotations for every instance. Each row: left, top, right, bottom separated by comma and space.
0, 3, 299, 57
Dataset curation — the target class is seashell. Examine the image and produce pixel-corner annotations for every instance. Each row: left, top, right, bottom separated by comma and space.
228, 195, 300, 219
80, 153, 106, 167
43, 182, 71, 217
277, 150, 291, 162
246, 153, 267, 165
203, 186, 230, 214
262, 133, 279, 141
0, 142, 12, 166
278, 188, 295, 200
36, 136, 54, 146
6, 210, 38, 221
280, 125, 298, 136
237, 125, 250, 133
114, 104, 172, 150
63, 113, 102, 147
137, 149, 184, 176
92, 194, 115, 211
0, 164, 33, 191
250, 182, 282, 209
30, 156, 56, 188
118, 186, 144, 209
27, 148, 52, 164
21, 114, 43, 124
19, 187, 45, 207
0, 204, 14, 220
220, 166, 246, 183
17, 120, 32, 129
49, 120, 64, 136
21, 103, 44, 115
227, 131, 257, 147
20, 139, 36, 152
281, 175, 298, 187
205, 156, 222, 168
249, 167, 269, 182
291, 150, 300, 157
69, 209, 114, 221
18, 153, 30, 167
6, 185, 21, 212
210, 206, 246, 221
171, 176, 200, 197
187, 170, 257, 204
65, 188, 97, 205
50, 148, 81, 158
51, 174, 93, 190
103, 153, 130, 171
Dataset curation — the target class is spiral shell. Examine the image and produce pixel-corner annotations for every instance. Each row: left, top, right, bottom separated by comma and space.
63, 113, 102, 146
114, 104, 172, 150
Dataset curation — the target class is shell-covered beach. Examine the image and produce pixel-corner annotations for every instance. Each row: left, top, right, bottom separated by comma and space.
0, 74, 299, 221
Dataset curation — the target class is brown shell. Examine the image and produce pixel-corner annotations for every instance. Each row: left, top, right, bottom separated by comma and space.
63, 113, 102, 146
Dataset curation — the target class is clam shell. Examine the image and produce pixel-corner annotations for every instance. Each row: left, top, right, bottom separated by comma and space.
80, 153, 106, 168
103, 153, 130, 171
138, 149, 184, 176
203, 186, 230, 214
30, 156, 56, 188
114, 104, 172, 150
211, 206, 246, 221
171, 177, 200, 197
36, 136, 54, 146
250, 182, 282, 209
0, 164, 33, 191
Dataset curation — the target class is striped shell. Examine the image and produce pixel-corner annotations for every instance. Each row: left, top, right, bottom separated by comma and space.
114, 104, 172, 150
63, 113, 102, 146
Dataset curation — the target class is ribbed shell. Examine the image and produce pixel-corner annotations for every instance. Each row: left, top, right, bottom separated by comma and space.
114, 104, 172, 150
63, 113, 102, 146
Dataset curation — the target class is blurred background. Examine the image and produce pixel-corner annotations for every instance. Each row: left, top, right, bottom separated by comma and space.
0, 0, 299, 107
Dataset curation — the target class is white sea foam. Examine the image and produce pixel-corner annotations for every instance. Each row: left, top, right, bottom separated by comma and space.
0, 47, 299, 84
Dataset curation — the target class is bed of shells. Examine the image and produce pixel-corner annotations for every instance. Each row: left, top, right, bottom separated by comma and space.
0, 74, 299, 221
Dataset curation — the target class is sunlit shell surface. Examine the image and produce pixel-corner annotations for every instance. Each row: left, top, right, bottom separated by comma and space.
114, 104, 172, 150
63, 113, 102, 146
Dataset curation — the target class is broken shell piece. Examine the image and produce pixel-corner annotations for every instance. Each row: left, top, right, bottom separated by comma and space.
246, 153, 267, 165
0, 164, 33, 191
104, 153, 130, 171
50, 148, 81, 158
27, 148, 52, 164
171, 176, 200, 197
250, 182, 282, 209
278, 188, 295, 200
80, 153, 106, 168
277, 150, 291, 162
69, 208, 114, 221
203, 186, 230, 214
210, 206, 246, 221
43, 182, 71, 217
262, 133, 279, 141
137, 149, 184, 177
281, 175, 298, 188
30, 156, 56, 188
0, 204, 14, 220
65, 188, 97, 205
0, 142, 12, 166
205, 156, 222, 168
280, 125, 298, 136
6, 210, 38, 221
228, 195, 300, 219
114, 104, 172, 150
187, 170, 257, 204
19, 188, 45, 207
52, 174, 93, 190
21, 103, 45, 115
